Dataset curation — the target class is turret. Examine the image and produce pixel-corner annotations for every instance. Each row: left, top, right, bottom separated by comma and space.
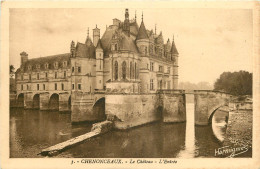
20, 51, 28, 65
171, 35, 179, 61
95, 39, 104, 90
136, 12, 149, 56
171, 35, 179, 89
93, 25, 100, 47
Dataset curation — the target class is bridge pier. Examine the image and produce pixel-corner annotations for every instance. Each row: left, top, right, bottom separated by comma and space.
161, 90, 186, 123
24, 92, 34, 109
59, 92, 71, 112
40, 92, 49, 110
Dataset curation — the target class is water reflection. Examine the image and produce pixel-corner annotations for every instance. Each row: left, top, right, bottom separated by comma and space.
57, 122, 186, 158
10, 108, 92, 158
10, 104, 238, 158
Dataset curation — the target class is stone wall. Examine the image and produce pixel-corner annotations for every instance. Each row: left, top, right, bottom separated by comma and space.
223, 110, 252, 156
105, 94, 161, 129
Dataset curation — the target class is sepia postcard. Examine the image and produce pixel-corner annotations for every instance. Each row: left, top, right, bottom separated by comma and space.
0, 1, 260, 169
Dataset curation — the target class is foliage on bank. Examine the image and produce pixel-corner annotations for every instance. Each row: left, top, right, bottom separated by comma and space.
214, 71, 252, 96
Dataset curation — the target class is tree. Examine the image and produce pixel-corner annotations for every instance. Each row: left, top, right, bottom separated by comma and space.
214, 71, 252, 96
10, 65, 15, 78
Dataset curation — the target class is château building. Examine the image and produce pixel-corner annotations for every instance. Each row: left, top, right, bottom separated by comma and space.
15, 9, 180, 127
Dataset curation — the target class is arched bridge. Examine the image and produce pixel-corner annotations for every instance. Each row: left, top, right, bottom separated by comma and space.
16, 91, 72, 111
193, 90, 232, 125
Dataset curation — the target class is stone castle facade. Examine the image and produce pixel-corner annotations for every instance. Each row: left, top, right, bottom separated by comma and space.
15, 9, 180, 127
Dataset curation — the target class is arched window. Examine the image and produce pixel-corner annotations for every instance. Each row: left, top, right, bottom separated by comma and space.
114, 61, 118, 80
122, 61, 126, 80
130, 62, 133, 79
134, 62, 137, 79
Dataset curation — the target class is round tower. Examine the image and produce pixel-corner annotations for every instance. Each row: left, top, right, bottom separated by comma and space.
95, 39, 104, 90
171, 35, 179, 89
136, 13, 150, 93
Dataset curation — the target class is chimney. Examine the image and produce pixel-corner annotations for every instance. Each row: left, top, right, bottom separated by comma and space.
20, 51, 28, 65
93, 25, 100, 47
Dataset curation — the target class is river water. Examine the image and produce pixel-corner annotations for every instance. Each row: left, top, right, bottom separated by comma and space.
10, 100, 238, 158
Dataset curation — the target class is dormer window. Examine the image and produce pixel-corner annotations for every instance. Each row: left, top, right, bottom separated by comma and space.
63, 61, 67, 67
45, 63, 49, 69
112, 44, 118, 51
54, 62, 59, 69
28, 65, 32, 71
36, 64, 40, 69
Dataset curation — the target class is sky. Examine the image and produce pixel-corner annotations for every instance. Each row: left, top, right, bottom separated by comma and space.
9, 8, 253, 85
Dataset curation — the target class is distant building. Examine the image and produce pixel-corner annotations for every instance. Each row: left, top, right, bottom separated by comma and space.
14, 9, 179, 123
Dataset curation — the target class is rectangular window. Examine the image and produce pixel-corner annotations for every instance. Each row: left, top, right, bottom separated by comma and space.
150, 79, 154, 90
72, 67, 74, 73
29, 74, 31, 80
61, 83, 64, 90
43, 84, 45, 90
55, 72, 57, 79
167, 81, 170, 89
72, 84, 75, 90
37, 84, 39, 90
37, 73, 40, 80
27, 85, 29, 90
159, 65, 163, 72
21, 85, 23, 90
167, 67, 170, 74
78, 67, 81, 73
55, 83, 57, 90
78, 84, 81, 90
21, 75, 23, 80
150, 62, 154, 71
45, 72, 48, 78
64, 71, 66, 78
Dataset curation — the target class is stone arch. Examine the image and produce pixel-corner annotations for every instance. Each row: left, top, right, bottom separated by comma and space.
208, 104, 229, 124
93, 97, 106, 121
16, 93, 24, 108
32, 94, 40, 109
49, 93, 59, 110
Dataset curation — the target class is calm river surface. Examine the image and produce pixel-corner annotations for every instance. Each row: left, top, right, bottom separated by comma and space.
10, 102, 240, 158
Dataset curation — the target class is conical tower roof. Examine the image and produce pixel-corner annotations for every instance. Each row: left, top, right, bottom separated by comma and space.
96, 39, 103, 49
136, 14, 148, 40
171, 36, 179, 55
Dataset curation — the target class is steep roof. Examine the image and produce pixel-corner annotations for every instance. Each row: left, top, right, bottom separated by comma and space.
75, 42, 96, 59
20, 53, 71, 72
129, 21, 139, 36
118, 32, 138, 53
101, 26, 139, 56
136, 21, 149, 40
100, 26, 118, 56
